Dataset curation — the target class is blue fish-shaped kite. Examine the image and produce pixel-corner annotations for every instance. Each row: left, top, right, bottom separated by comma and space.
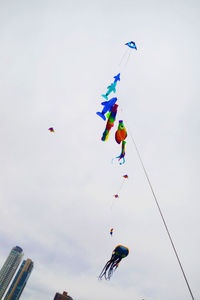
96, 97, 117, 121
125, 41, 137, 50
102, 82, 117, 100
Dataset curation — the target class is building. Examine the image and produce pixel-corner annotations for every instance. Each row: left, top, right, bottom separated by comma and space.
0, 246, 23, 299
54, 291, 73, 300
4, 258, 34, 300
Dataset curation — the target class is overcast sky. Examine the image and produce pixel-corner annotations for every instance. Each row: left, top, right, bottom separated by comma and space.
0, 0, 200, 299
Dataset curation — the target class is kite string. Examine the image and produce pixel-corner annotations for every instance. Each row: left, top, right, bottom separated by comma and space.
118, 48, 129, 67
110, 178, 125, 211
117, 178, 125, 194
127, 127, 195, 300
122, 49, 131, 70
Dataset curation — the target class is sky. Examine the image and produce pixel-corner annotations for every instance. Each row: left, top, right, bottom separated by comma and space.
0, 0, 200, 299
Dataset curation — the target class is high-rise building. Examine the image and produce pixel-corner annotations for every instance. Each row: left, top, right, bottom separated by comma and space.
54, 291, 73, 300
0, 246, 23, 299
4, 258, 33, 300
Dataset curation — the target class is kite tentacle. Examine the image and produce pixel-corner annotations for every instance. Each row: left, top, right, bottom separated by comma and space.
113, 140, 126, 165
107, 257, 121, 280
99, 256, 122, 280
99, 259, 112, 280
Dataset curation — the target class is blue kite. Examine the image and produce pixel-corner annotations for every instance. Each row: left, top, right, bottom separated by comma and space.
125, 41, 137, 50
102, 82, 117, 100
96, 97, 117, 121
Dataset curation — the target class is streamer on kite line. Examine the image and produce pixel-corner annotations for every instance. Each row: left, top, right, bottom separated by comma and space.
99, 245, 129, 280
110, 173, 129, 212
110, 228, 114, 236
123, 174, 128, 179
48, 127, 55, 132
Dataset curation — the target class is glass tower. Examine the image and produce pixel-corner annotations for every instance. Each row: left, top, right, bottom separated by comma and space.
4, 258, 33, 300
0, 246, 23, 299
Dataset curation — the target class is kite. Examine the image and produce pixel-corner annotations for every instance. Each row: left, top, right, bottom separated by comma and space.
99, 245, 129, 280
101, 104, 118, 141
102, 82, 117, 100
125, 41, 137, 50
96, 97, 117, 121
116, 141, 126, 165
115, 120, 127, 144
110, 228, 114, 236
114, 121, 127, 164
114, 194, 119, 198
123, 175, 128, 179
101, 73, 120, 100
48, 127, 55, 132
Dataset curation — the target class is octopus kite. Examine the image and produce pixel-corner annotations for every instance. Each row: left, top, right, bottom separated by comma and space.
99, 245, 129, 280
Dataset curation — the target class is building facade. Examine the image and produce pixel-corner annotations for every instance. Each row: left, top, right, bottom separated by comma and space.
54, 291, 73, 300
4, 258, 33, 300
0, 246, 23, 299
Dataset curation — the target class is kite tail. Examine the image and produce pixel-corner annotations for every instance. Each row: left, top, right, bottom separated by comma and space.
116, 141, 126, 165
99, 257, 122, 280
101, 119, 113, 141
99, 259, 112, 280
101, 129, 110, 141
107, 257, 122, 280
